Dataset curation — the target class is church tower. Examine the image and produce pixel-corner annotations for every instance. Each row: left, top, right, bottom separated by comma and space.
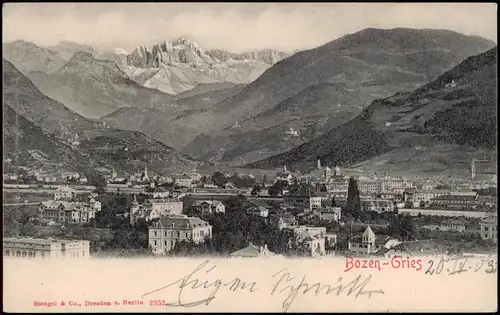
130, 194, 139, 215
471, 159, 476, 180
317, 158, 321, 170
142, 165, 150, 182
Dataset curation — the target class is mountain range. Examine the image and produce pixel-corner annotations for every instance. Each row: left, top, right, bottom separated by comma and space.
3, 28, 497, 177
3, 59, 204, 174
2, 37, 287, 118
247, 46, 498, 178
177, 28, 495, 165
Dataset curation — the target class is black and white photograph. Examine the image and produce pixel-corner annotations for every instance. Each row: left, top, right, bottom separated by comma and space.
2, 2, 497, 312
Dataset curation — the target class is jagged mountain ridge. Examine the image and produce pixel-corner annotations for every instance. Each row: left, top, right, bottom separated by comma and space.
127, 36, 288, 67
179, 28, 496, 165
122, 36, 289, 94
246, 46, 498, 175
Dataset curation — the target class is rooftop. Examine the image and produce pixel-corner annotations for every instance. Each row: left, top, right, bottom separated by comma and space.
152, 215, 210, 229
230, 242, 276, 257
389, 240, 446, 255
3, 237, 88, 245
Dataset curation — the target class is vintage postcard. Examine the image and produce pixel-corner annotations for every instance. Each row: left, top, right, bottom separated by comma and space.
2, 2, 498, 313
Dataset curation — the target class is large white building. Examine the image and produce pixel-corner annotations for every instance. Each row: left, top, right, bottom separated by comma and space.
3, 237, 90, 259
148, 215, 212, 254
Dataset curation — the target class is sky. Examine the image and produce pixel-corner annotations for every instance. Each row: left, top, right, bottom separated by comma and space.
3, 3, 497, 53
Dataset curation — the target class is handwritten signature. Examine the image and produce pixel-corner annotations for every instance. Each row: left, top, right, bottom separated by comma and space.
141, 260, 384, 311
141, 260, 258, 307
271, 268, 385, 311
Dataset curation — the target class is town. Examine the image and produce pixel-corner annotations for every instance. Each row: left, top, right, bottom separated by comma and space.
3, 158, 497, 260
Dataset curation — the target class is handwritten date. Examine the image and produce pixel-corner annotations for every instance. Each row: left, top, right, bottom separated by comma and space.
425, 256, 497, 276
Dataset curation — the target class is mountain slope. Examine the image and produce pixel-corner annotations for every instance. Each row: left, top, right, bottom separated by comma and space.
2, 40, 67, 74
247, 46, 498, 176
180, 28, 496, 164
3, 59, 97, 139
3, 59, 206, 173
100, 82, 246, 149
25, 52, 177, 118
3, 104, 80, 168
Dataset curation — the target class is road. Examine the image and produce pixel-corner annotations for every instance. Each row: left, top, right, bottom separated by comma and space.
3, 189, 93, 194
3, 202, 41, 206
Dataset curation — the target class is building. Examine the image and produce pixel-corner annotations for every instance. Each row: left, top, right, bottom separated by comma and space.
129, 196, 183, 224
430, 194, 478, 210
284, 185, 322, 211
314, 207, 342, 222
413, 190, 451, 204
54, 186, 76, 200
269, 213, 298, 230
284, 127, 299, 137
247, 206, 269, 218
284, 225, 326, 257
325, 177, 350, 193
3, 237, 90, 259
480, 218, 497, 243
38, 199, 101, 224
438, 219, 468, 232
379, 192, 403, 201
192, 200, 226, 215
348, 226, 381, 255
148, 215, 212, 254
176, 175, 195, 188
230, 243, 277, 257
358, 179, 381, 195
361, 199, 395, 213
61, 171, 80, 181
152, 187, 169, 199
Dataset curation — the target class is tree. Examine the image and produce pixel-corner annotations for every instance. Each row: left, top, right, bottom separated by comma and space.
320, 184, 327, 192
212, 172, 228, 187
419, 201, 426, 208
262, 174, 268, 185
345, 177, 361, 216
331, 196, 337, 207
268, 180, 288, 196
